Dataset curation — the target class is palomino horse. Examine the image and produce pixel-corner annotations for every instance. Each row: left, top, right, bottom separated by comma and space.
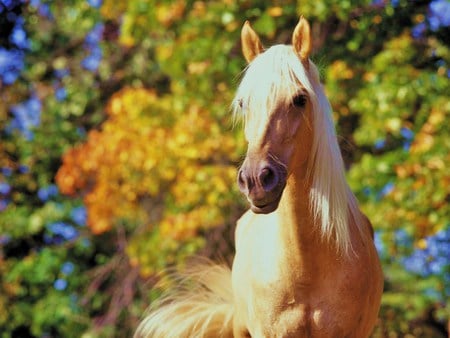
135, 16, 383, 338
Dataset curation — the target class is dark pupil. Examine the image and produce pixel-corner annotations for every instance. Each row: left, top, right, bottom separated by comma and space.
293, 95, 307, 107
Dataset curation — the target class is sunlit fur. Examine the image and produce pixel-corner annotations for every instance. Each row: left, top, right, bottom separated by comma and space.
232, 45, 363, 254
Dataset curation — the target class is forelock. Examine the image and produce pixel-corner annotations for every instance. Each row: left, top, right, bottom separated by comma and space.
232, 45, 312, 124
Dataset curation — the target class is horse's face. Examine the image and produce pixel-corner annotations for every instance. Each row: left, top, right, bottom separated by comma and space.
236, 17, 313, 214
237, 87, 313, 214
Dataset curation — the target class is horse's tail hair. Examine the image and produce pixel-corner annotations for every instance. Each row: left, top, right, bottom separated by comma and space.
134, 262, 234, 338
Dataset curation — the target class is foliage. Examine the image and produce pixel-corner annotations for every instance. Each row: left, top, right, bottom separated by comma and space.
338, 2, 450, 333
0, 0, 449, 337
56, 86, 241, 275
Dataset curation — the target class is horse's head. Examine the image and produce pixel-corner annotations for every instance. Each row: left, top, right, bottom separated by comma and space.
234, 17, 316, 214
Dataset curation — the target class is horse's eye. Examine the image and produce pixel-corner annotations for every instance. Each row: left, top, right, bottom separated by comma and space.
292, 94, 307, 108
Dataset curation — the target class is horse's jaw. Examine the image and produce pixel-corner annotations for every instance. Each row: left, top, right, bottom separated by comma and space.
249, 194, 283, 214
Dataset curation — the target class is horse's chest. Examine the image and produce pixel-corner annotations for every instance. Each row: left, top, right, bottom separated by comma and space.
232, 215, 369, 337
234, 270, 354, 337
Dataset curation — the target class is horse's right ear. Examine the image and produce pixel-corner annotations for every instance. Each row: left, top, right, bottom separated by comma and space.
241, 21, 263, 63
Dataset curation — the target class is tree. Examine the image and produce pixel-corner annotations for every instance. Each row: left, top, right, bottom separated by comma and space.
0, 0, 448, 336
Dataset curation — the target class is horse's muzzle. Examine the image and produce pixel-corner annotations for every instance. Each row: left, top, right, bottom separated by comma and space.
237, 159, 287, 214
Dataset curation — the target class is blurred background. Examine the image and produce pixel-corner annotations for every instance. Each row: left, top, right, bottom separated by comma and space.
0, 0, 449, 337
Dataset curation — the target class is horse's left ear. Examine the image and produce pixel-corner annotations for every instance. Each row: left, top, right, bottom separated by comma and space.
292, 16, 311, 63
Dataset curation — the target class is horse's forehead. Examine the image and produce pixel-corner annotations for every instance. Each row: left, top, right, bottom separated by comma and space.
238, 49, 308, 104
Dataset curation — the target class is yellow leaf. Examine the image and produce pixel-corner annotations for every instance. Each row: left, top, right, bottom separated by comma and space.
417, 238, 427, 250
411, 133, 434, 154
267, 7, 283, 17
428, 107, 445, 126
188, 61, 210, 75
329, 60, 354, 80
385, 117, 401, 132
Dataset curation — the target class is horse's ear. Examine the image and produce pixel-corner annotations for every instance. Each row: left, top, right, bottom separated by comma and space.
241, 21, 263, 63
292, 16, 311, 63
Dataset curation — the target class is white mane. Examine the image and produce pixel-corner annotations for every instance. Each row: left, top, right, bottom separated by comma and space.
232, 45, 362, 253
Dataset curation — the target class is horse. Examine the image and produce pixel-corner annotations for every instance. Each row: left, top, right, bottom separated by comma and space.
135, 16, 383, 338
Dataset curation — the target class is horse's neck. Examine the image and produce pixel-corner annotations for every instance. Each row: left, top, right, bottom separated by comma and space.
276, 171, 337, 277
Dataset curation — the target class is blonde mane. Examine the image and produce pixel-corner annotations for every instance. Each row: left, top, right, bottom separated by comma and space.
232, 45, 362, 253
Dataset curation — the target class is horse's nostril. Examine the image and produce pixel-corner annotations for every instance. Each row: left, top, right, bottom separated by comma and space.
259, 167, 278, 192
